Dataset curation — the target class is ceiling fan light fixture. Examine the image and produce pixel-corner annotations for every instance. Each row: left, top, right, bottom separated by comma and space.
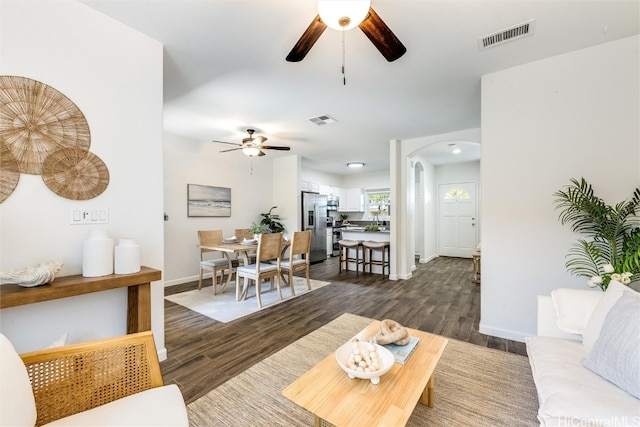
317, 0, 371, 31
242, 146, 261, 157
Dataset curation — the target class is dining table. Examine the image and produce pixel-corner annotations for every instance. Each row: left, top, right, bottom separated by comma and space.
200, 238, 291, 301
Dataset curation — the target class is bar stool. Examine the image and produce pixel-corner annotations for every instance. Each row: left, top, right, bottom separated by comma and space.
362, 241, 390, 276
338, 240, 364, 274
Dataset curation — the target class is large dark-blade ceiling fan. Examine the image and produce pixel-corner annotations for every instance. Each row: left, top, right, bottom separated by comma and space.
213, 129, 291, 157
286, 0, 406, 63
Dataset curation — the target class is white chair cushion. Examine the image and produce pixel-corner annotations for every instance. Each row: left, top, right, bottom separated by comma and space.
550, 288, 603, 334
280, 259, 306, 268
0, 334, 37, 427
43, 384, 188, 427
526, 336, 639, 426
236, 263, 278, 275
201, 259, 229, 268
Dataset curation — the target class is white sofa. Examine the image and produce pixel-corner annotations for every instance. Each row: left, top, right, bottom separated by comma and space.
525, 280, 640, 427
0, 331, 188, 427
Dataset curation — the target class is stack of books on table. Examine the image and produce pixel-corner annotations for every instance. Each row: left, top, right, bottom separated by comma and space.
380, 336, 420, 365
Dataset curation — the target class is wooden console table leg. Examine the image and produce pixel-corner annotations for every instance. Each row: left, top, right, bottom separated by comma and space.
127, 282, 151, 333
419, 374, 435, 407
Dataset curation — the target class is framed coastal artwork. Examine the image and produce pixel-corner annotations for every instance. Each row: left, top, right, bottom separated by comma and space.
187, 184, 231, 217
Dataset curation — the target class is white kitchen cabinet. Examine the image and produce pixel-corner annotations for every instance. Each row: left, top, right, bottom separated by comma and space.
319, 185, 343, 198
340, 188, 364, 212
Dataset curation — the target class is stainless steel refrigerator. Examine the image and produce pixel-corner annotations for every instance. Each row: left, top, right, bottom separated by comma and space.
301, 191, 327, 263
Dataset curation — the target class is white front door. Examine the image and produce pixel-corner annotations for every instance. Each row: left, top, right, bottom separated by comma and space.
438, 182, 477, 258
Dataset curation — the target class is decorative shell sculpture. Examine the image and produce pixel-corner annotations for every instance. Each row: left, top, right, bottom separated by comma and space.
375, 319, 411, 345
0, 261, 63, 287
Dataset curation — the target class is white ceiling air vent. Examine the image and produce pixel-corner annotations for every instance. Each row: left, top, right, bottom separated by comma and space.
308, 114, 337, 126
478, 19, 536, 51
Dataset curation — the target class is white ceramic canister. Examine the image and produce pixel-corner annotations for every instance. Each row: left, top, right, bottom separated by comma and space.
82, 230, 114, 277
114, 238, 141, 274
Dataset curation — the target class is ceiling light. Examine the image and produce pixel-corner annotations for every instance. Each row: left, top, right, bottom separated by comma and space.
347, 162, 365, 168
317, 0, 371, 31
242, 146, 261, 157
449, 143, 461, 154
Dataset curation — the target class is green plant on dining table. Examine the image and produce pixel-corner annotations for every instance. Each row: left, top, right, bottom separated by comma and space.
553, 178, 640, 291
249, 222, 265, 235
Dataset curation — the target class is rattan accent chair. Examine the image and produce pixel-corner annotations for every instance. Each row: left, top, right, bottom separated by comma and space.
235, 232, 283, 308
198, 229, 233, 294
0, 331, 187, 427
279, 230, 312, 296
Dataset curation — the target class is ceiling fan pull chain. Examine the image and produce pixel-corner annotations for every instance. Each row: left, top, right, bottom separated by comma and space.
342, 30, 346, 85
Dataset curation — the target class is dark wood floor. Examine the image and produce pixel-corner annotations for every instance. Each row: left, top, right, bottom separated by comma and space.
162, 256, 527, 404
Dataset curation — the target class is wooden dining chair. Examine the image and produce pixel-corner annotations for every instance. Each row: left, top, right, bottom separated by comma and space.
235, 232, 283, 308
235, 228, 257, 265
279, 230, 312, 297
198, 230, 233, 295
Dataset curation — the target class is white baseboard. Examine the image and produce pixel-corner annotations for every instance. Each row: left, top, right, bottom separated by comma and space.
157, 347, 167, 362
418, 254, 437, 264
391, 272, 412, 280
479, 322, 530, 343
164, 275, 202, 287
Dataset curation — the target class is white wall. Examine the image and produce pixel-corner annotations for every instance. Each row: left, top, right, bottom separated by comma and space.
417, 160, 437, 263
301, 167, 342, 188
0, 1, 165, 354
163, 132, 278, 285
480, 35, 640, 341
273, 156, 301, 236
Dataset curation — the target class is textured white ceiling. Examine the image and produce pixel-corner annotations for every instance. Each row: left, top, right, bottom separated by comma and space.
82, 0, 639, 174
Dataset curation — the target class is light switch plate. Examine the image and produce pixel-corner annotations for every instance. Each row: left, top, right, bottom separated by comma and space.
70, 208, 109, 225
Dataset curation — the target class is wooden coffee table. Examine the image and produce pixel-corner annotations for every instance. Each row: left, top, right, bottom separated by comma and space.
282, 320, 448, 427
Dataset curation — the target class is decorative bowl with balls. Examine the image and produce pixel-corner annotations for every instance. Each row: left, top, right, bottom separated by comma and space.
335, 338, 395, 384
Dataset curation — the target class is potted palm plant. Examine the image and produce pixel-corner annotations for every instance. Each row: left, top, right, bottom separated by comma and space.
553, 178, 640, 290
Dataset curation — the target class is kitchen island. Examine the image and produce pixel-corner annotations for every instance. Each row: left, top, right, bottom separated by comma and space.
340, 228, 390, 275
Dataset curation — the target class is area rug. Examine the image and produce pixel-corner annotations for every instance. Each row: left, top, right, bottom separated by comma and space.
188, 313, 539, 427
165, 277, 331, 323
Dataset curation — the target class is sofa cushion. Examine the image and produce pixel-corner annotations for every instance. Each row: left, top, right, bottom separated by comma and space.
551, 288, 603, 334
0, 334, 36, 427
584, 289, 640, 399
43, 384, 188, 426
582, 280, 629, 353
526, 336, 639, 426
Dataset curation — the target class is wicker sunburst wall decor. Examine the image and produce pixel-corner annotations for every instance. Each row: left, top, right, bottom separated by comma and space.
0, 75, 110, 202
41, 148, 109, 200
0, 141, 20, 203
0, 76, 91, 175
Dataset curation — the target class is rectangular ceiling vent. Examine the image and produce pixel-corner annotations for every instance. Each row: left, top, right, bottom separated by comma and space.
478, 19, 536, 51
308, 114, 337, 126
